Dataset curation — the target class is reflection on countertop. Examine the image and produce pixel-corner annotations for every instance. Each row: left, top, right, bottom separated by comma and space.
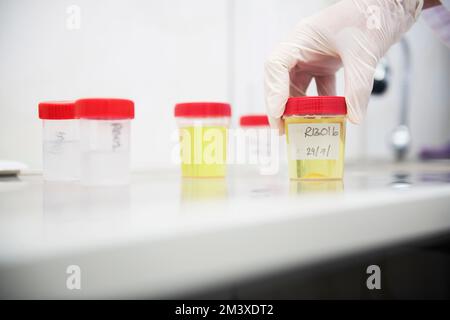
0, 160, 449, 299
0, 160, 448, 242
1, 160, 450, 220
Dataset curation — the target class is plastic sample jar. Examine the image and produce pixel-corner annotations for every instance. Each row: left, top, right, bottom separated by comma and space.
239, 115, 271, 173
39, 101, 80, 181
283, 96, 347, 180
174, 102, 231, 178
75, 98, 134, 186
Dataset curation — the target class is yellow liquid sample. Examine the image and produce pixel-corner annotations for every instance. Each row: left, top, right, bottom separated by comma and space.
284, 116, 346, 180
179, 126, 227, 178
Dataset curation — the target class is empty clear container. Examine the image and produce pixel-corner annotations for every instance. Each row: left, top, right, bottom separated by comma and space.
283, 96, 347, 180
174, 102, 231, 178
239, 115, 274, 174
39, 101, 80, 181
75, 98, 134, 186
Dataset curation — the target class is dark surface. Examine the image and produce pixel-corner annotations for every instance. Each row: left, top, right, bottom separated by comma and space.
179, 232, 450, 300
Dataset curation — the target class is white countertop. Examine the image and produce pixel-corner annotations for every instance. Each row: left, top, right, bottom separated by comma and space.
1, 161, 450, 299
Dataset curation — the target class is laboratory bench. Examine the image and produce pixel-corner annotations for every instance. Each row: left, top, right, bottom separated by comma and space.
0, 161, 450, 299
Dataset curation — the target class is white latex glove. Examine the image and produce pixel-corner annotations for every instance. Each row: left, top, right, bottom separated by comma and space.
265, 0, 423, 133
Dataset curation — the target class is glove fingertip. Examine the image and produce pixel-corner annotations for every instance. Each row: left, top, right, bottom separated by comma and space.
345, 96, 365, 125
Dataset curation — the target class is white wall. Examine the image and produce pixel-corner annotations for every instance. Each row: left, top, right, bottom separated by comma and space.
0, 0, 449, 171
0, 0, 229, 170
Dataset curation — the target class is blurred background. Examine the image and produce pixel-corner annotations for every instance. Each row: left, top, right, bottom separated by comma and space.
0, 0, 449, 171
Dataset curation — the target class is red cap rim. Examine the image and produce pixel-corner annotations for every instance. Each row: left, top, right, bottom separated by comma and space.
75, 98, 134, 120
39, 101, 76, 120
283, 96, 347, 116
239, 115, 269, 127
174, 102, 231, 118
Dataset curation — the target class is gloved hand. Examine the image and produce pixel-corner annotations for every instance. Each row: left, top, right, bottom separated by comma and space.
264, 0, 423, 133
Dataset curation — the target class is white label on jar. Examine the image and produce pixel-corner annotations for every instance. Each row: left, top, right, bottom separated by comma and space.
288, 123, 340, 160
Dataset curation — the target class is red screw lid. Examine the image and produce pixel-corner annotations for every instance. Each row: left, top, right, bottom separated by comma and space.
239, 115, 269, 127
75, 98, 134, 120
283, 96, 347, 116
39, 101, 76, 120
174, 102, 231, 118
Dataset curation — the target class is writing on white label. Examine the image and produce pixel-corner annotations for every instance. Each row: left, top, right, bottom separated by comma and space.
288, 123, 340, 160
